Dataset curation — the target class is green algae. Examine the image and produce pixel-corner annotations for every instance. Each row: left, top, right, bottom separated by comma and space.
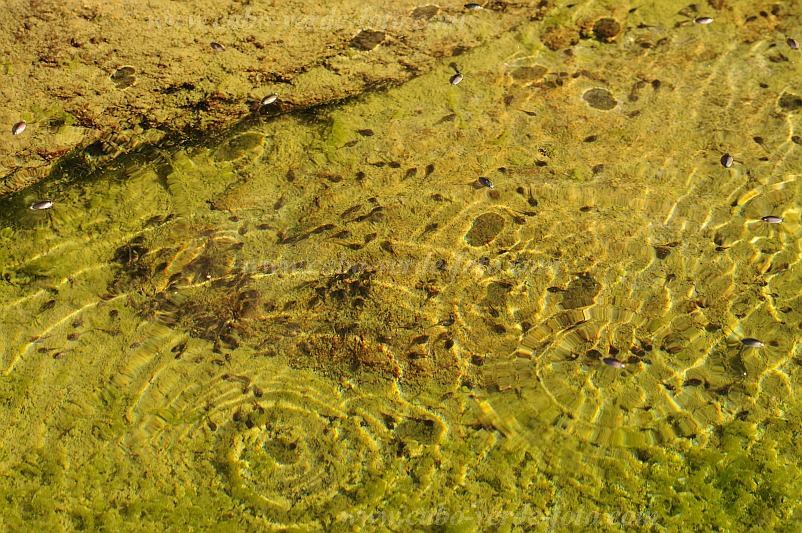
0, 0, 802, 530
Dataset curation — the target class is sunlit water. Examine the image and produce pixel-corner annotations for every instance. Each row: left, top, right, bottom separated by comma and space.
1, 3, 802, 531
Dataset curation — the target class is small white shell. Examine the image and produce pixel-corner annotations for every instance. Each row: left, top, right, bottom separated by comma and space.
450, 72, 463, 85
694, 17, 713, 25
12, 121, 26, 135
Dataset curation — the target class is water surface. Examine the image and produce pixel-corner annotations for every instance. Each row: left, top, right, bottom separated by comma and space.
1, 2, 802, 530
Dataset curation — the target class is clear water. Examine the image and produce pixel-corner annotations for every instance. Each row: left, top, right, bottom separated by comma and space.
1, 2, 802, 531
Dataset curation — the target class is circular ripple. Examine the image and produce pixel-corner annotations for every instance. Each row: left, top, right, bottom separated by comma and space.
481, 281, 800, 469
118, 345, 446, 528
211, 374, 384, 518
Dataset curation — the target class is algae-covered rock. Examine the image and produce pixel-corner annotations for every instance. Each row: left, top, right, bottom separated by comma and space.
465, 213, 505, 247
0, 0, 544, 197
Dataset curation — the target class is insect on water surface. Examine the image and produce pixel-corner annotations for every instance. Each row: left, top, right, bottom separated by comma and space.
741, 338, 765, 348
603, 357, 625, 369
30, 200, 53, 210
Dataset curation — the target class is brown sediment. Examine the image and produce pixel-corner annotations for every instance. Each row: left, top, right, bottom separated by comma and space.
0, 0, 540, 197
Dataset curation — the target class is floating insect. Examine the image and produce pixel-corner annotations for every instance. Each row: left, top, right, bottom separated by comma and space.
603, 357, 626, 369
449, 64, 464, 85
741, 338, 765, 348
30, 200, 53, 210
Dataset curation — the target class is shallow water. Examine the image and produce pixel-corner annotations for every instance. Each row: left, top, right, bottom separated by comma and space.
1, 2, 802, 531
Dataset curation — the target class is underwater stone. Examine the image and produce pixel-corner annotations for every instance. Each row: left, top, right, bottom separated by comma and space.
350, 30, 385, 51
212, 132, 265, 162
510, 65, 548, 83
582, 88, 617, 110
542, 26, 579, 51
465, 213, 505, 247
411, 5, 439, 20
593, 18, 621, 42
110, 66, 136, 89
559, 275, 601, 309
778, 92, 802, 111
654, 246, 671, 259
